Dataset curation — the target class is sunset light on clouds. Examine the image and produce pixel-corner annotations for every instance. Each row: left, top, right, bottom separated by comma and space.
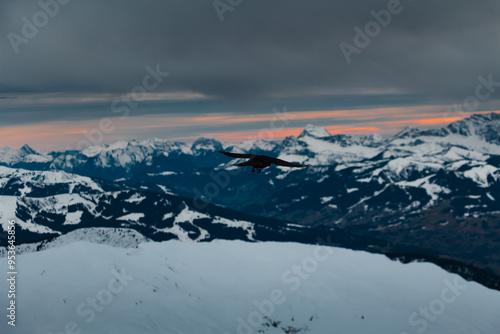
1, 106, 496, 150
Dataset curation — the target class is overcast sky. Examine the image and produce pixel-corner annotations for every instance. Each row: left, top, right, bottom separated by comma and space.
1, 0, 500, 150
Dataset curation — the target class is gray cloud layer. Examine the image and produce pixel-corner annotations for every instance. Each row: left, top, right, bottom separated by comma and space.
1, 0, 500, 122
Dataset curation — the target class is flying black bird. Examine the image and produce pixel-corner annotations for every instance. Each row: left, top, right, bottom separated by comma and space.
218, 151, 310, 173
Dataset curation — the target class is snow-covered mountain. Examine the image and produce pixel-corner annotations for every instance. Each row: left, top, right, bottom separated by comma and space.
0, 144, 52, 165
1, 240, 499, 334
0, 166, 326, 246
2, 165, 388, 262
1, 113, 500, 290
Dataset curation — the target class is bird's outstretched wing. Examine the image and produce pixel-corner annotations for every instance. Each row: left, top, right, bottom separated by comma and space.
218, 151, 255, 158
262, 156, 310, 168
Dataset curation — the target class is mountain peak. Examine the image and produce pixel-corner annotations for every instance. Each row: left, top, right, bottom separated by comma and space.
20, 144, 37, 155
446, 112, 500, 140
191, 137, 223, 153
469, 112, 500, 123
298, 124, 331, 138
394, 126, 421, 139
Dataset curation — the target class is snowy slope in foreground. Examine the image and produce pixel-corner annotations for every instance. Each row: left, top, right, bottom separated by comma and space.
2, 240, 499, 334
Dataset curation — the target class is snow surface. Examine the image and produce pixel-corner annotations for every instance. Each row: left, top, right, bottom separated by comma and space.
154, 205, 210, 242
397, 175, 451, 207
211, 216, 255, 240
320, 196, 333, 204
63, 211, 83, 225
117, 213, 145, 222
124, 194, 147, 203
1, 240, 499, 334
463, 165, 498, 187
162, 212, 174, 220
157, 184, 175, 195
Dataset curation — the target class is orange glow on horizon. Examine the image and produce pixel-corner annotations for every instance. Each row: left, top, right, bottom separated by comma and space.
191, 106, 445, 126
1, 109, 498, 150
325, 126, 382, 134
379, 116, 464, 126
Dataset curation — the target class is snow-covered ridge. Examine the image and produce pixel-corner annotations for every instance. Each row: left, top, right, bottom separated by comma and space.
0, 228, 149, 257
0, 166, 104, 194
1, 240, 499, 334
0, 165, 266, 246
81, 138, 191, 158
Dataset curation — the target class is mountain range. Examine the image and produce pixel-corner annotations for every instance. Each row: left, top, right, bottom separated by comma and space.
1, 112, 500, 290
